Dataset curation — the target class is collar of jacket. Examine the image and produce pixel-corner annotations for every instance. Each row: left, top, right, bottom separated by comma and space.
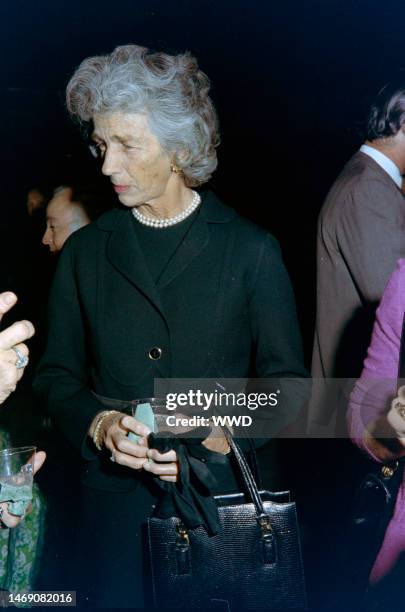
95, 190, 236, 323
96, 190, 236, 231
355, 151, 405, 193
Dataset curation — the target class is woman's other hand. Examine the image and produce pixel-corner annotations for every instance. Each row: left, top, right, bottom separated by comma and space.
142, 423, 231, 483
202, 426, 230, 454
142, 429, 230, 484
143, 448, 178, 483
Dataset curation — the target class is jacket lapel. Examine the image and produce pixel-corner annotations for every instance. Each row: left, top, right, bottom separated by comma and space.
157, 208, 209, 288
106, 211, 166, 320
99, 192, 236, 298
157, 191, 236, 289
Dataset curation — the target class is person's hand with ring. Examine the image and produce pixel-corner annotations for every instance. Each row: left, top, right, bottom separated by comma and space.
0, 450, 46, 528
143, 447, 179, 483
89, 411, 179, 481
0, 292, 34, 404
90, 412, 151, 470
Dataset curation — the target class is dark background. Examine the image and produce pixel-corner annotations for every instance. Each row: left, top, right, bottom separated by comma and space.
1, 2, 402, 605
2, 0, 404, 360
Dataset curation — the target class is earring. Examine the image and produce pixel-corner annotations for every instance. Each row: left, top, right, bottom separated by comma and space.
171, 163, 180, 174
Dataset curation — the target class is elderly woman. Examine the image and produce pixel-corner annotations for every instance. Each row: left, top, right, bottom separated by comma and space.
348, 258, 405, 605
34, 44, 308, 608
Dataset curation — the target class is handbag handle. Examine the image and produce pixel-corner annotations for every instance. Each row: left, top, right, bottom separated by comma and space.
204, 215, 269, 528
222, 427, 273, 532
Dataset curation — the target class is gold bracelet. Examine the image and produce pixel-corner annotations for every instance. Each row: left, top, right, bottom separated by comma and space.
92, 410, 120, 451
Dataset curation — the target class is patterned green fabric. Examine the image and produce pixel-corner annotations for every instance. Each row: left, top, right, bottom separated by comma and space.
0, 484, 45, 594
0, 429, 45, 607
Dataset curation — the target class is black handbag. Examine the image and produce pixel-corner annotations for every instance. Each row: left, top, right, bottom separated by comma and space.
147, 428, 307, 611
348, 313, 405, 593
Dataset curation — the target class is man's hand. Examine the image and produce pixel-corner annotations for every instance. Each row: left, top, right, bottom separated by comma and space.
0, 292, 34, 404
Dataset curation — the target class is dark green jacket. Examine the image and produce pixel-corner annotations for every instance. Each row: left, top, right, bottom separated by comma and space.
34, 191, 308, 491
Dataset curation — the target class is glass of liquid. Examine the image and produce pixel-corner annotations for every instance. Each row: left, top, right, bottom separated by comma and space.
0, 446, 36, 504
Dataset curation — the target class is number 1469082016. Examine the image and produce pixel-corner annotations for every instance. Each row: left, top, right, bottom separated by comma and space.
5, 591, 76, 606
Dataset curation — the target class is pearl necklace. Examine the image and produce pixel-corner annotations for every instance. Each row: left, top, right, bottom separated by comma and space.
131, 191, 201, 228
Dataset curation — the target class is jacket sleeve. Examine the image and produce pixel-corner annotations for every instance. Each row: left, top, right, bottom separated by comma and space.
33, 236, 104, 457
246, 233, 310, 442
337, 180, 405, 304
347, 260, 405, 461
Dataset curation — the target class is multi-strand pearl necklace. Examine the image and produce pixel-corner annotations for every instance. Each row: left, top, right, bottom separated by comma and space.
131, 190, 201, 228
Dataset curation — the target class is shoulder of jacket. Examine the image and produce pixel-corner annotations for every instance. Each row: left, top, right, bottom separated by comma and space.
60, 212, 115, 255
226, 215, 282, 270
321, 170, 401, 225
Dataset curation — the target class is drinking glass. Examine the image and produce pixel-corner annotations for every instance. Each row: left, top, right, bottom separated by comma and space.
0, 446, 36, 494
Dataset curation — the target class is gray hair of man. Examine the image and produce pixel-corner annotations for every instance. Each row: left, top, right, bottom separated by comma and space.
66, 44, 220, 187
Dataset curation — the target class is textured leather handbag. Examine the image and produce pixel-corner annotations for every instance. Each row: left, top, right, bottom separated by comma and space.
147, 428, 307, 611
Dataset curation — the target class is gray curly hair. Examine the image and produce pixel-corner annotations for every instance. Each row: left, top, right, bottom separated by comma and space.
66, 45, 220, 187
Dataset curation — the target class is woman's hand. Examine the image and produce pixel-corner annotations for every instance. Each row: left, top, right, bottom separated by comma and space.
142, 421, 231, 483
98, 413, 151, 471
143, 448, 178, 483
90, 411, 178, 480
202, 426, 230, 454
142, 428, 230, 483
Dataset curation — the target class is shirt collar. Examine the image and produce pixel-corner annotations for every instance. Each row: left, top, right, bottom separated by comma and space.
360, 144, 402, 189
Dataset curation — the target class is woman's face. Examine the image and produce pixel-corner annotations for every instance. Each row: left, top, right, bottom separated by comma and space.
91, 112, 173, 208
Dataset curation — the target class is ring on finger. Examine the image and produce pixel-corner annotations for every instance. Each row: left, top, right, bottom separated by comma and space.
142, 458, 153, 471
12, 347, 28, 370
110, 449, 115, 463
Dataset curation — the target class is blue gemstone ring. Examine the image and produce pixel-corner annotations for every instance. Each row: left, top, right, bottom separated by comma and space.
13, 347, 29, 370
